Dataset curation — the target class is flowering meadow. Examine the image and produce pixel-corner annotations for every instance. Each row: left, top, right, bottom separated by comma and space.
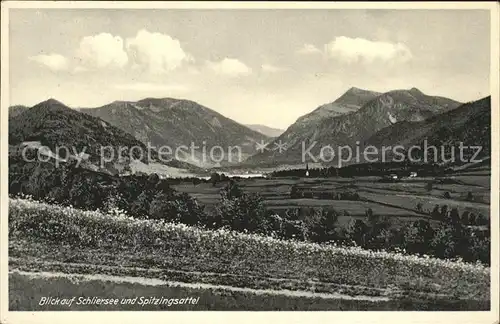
8, 197, 490, 306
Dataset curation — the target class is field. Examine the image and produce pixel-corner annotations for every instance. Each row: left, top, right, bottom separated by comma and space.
8, 198, 490, 311
173, 174, 491, 227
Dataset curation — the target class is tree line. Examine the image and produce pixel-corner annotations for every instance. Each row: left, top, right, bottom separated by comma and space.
9, 155, 490, 265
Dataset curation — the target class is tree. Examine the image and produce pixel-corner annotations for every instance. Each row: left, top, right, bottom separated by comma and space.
214, 185, 270, 234
431, 204, 441, 219
440, 205, 448, 220
467, 235, 490, 265
443, 191, 451, 199
425, 182, 433, 191
403, 220, 435, 255
466, 191, 474, 202
346, 219, 368, 246
290, 185, 300, 199
416, 202, 423, 212
210, 172, 221, 187
431, 225, 456, 259
68, 176, 104, 210
365, 208, 379, 225
475, 213, 488, 226
192, 177, 201, 187
307, 208, 339, 243
149, 191, 205, 225
447, 207, 461, 226
130, 190, 153, 217
431, 217, 469, 260
149, 193, 179, 222
469, 213, 477, 226
281, 219, 306, 240
461, 211, 471, 225
220, 180, 243, 200
147, 173, 160, 185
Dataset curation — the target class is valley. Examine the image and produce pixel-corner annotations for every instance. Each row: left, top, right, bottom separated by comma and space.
7, 88, 492, 311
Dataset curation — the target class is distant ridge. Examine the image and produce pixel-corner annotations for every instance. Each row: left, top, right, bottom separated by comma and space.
246, 87, 462, 166
245, 124, 284, 138
80, 98, 269, 167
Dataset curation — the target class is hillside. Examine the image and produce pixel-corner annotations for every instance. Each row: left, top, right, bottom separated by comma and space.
80, 98, 269, 167
245, 124, 284, 138
8, 105, 29, 118
364, 96, 491, 164
246, 88, 461, 166
8, 99, 200, 174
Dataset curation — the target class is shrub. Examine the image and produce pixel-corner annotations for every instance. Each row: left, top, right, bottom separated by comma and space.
214, 182, 270, 234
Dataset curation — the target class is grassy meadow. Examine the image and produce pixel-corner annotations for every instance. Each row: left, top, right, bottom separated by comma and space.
8, 196, 490, 311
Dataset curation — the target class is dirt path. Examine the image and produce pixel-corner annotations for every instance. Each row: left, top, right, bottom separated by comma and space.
10, 269, 391, 302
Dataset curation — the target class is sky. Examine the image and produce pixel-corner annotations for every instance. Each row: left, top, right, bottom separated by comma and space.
9, 9, 491, 128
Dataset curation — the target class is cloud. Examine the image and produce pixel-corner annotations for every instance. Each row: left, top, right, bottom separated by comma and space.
325, 36, 412, 64
76, 33, 128, 69
72, 66, 88, 73
206, 58, 252, 77
186, 66, 201, 75
261, 64, 288, 73
296, 43, 323, 55
112, 82, 189, 92
29, 53, 69, 71
126, 29, 191, 74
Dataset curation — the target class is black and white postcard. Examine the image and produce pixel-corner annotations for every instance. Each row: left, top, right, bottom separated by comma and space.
1, 2, 498, 324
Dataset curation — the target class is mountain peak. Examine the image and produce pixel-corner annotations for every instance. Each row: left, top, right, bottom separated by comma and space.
346, 86, 368, 94
31, 98, 71, 112
342, 86, 380, 96
409, 87, 424, 95
39, 98, 66, 107
333, 87, 381, 107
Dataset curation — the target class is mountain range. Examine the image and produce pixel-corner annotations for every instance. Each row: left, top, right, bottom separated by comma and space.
246, 87, 463, 166
79, 98, 269, 167
8, 99, 201, 175
8, 87, 489, 172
